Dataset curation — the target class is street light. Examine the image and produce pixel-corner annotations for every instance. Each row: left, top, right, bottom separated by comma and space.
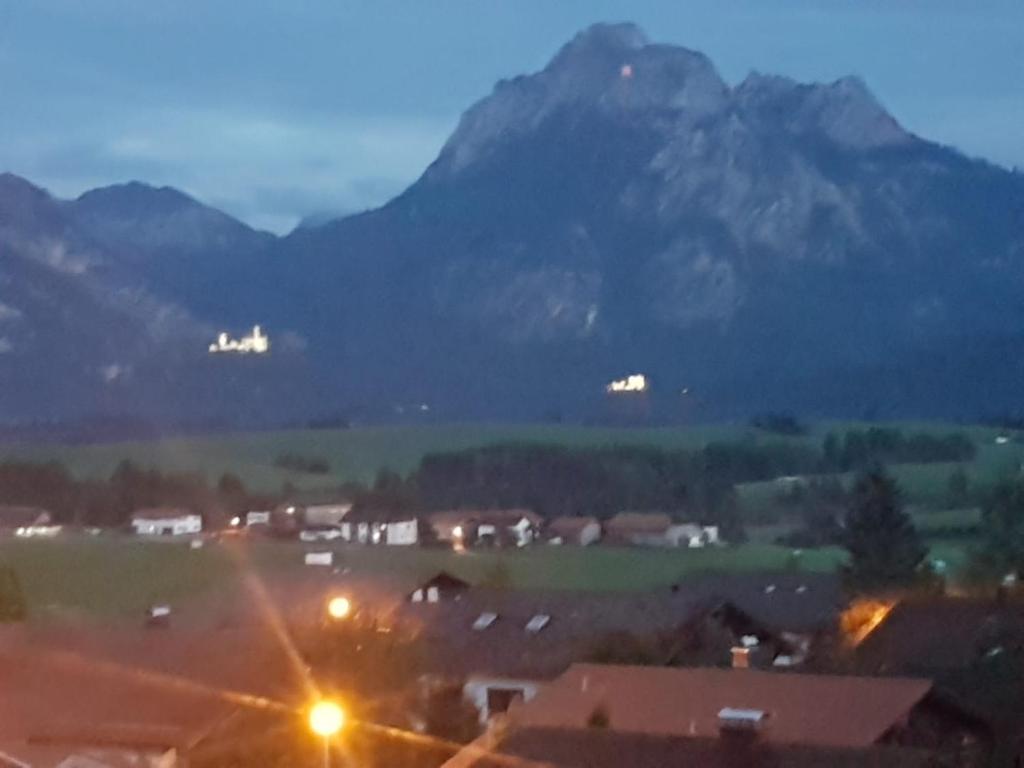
309, 699, 345, 768
327, 595, 351, 620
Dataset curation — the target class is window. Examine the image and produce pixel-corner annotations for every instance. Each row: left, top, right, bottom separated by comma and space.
473, 612, 497, 630
525, 614, 550, 633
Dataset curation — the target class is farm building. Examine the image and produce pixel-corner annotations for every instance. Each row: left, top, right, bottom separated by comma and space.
546, 516, 601, 546
130, 508, 202, 536
605, 512, 719, 547
603, 512, 672, 545
428, 510, 542, 548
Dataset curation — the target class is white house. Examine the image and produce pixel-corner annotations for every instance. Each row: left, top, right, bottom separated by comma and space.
131, 508, 202, 536
340, 510, 419, 546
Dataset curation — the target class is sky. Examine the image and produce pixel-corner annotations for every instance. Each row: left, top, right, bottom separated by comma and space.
1, 1, 1021, 234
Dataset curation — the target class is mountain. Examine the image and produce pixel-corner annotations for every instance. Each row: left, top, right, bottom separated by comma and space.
278, 22, 1024, 420
3, 22, 1024, 425
0, 174, 313, 425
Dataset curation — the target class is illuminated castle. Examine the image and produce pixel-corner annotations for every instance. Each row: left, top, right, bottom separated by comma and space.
208, 325, 270, 354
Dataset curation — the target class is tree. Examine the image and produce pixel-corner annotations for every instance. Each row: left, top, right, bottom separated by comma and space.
841, 468, 926, 592
973, 478, 1024, 579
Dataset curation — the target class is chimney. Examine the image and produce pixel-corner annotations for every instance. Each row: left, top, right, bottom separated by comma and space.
731, 646, 750, 669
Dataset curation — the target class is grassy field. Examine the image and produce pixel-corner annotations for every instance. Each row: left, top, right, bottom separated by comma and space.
1, 420, 1018, 496
0, 424, 772, 492
0, 535, 850, 620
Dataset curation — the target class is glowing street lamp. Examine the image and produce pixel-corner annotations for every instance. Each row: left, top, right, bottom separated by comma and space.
309, 699, 345, 768
327, 596, 351, 620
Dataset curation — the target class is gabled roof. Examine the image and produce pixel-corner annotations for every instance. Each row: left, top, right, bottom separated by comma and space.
413, 571, 472, 593
605, 512, 672, 532
513, 664, 933, 749
855, 596, 1024, 674
0, 506, 51, 528
397, 573, 842, 678
548, 516, 599, 534
449, 727, 936, 768
344, 508, 419, 523
130, 508, 195, 521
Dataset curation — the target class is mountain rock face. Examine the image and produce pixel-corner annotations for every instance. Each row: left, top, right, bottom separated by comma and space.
280, 22, 1024, 419
3, 22, 1024, 425
0, 174, 310, 424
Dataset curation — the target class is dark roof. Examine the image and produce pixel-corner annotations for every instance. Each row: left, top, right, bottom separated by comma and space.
344, 508, 418, 523
605, 512, 672, 532
856, 596, 1024, 675
0, 506, 50, 528
513, 664, 933, 749
452, 727, 936, 768
130, 508, 195, 521
397, 573, 843, 678
547, 516, 599, 535
412, 571, 472, 593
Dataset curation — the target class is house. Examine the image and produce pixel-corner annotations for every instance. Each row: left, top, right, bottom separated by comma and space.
339, 508, 419, 545
397, 573, 843, 682
503, 664, 987, 755
409, 571, 472, 603
854, 595, 1024, 676
428, 510, 542, 548
546, 516, 601, 546
603, 512, 673, 546
0, 506, 52, 535
130, 509, 202, 536
853, 594, 1024, 755
443, 726, 940, 768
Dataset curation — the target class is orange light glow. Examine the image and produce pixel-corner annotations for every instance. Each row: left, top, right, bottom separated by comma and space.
841, 599, 896, 647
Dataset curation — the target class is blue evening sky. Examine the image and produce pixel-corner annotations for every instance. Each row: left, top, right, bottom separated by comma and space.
1, 1, 1020, 232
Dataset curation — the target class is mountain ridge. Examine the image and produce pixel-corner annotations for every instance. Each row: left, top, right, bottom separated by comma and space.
2, 22, 1024, 424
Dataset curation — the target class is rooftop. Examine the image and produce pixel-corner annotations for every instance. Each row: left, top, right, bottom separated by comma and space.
450, 726, 936, 768
513, 664, 933, 748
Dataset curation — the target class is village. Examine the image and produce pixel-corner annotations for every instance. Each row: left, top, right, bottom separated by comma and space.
0, 489, 1021, 767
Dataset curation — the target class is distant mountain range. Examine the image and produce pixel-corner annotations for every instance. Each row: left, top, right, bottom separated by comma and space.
2, 22, 1024, 427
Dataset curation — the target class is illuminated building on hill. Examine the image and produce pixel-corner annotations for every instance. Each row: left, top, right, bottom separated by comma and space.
208, 325, 270, 354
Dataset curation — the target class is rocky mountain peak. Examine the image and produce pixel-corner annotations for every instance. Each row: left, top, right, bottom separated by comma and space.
735, 70, 911, 148
429, 23, 727, 177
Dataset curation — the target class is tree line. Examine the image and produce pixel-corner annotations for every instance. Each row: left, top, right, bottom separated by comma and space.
0, 460, 271, 527
821, 427, 975, 471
